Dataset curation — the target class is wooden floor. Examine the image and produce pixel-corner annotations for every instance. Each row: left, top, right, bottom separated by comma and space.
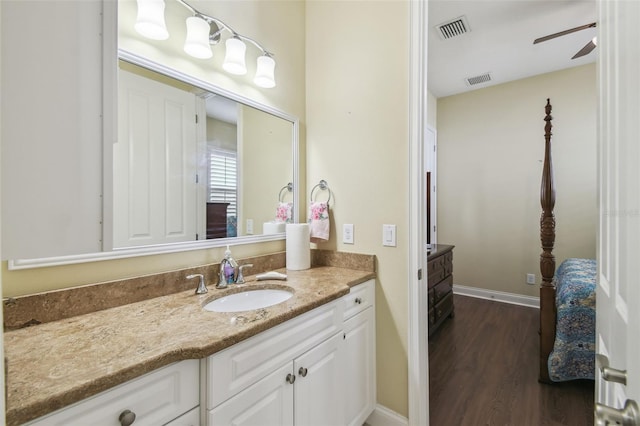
429, 295, 594, 426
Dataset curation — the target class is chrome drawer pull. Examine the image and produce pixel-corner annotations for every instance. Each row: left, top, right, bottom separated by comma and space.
354, 297, 362, 305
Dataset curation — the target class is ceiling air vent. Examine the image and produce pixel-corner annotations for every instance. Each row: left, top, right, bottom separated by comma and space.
436, 16, 470, 40
466, 73, 492, 86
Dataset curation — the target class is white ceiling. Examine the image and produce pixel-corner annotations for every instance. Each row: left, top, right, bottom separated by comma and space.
428, 0, 597, 98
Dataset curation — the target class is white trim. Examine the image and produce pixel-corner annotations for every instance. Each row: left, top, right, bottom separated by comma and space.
366, 404, 409, 426
453, 284, 540, 309
8, 233, 283, 270
408, 0, 429, 425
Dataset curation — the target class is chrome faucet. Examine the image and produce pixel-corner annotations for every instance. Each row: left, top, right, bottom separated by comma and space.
187, 274, 208, 294
235, 264, 253, 284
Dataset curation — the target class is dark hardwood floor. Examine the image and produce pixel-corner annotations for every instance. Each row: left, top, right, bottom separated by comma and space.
429, 295, 594, 426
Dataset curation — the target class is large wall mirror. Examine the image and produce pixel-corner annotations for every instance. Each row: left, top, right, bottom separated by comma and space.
6, 48, 298, 269
110, 53, 298, 250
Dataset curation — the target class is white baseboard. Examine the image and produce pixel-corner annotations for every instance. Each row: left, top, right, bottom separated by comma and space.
453, 284, 540, 309
366, 404, 409, 426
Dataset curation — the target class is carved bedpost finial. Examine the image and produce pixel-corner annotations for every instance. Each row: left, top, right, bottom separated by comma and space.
540, 99, 555, 288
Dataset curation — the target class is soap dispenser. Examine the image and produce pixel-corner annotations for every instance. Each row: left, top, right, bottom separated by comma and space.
221, 245, 238, 285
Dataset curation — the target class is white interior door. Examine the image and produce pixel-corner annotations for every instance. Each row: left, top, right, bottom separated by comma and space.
595, 0, 640, 423
115, 69, 197, 248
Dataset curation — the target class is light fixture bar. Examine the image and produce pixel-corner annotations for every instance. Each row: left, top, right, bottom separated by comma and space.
174, 0, 273, 56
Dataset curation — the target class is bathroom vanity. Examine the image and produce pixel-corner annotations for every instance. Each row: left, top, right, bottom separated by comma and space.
5, 262, 375, 426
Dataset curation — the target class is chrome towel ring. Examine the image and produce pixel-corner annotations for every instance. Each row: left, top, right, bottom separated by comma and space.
310, 179, 332, 205
279, 182, 293, 202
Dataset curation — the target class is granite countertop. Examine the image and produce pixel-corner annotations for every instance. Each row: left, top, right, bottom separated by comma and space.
4, 266, 375, 425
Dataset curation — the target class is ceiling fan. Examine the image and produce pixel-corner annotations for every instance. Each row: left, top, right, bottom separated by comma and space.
534, 22, 597, 59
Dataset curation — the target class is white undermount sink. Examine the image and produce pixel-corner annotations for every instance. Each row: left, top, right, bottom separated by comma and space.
203, 289, 293, 313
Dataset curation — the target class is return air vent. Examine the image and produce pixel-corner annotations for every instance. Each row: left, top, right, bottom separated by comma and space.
436, 16, 470, 40
466, 73, 492, 86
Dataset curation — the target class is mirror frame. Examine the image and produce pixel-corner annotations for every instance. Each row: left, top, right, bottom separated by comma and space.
8, 48, 299, 270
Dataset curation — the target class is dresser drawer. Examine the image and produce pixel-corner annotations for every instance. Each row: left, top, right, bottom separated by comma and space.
427, 254, 453, 288
27, 360, 200, 426
433, 275, 453, 304
434, 291, 454, 320
206, 300, 343, 409
428, 307, 436, 326
343, 279, 375, 320
428, 288, 436, 307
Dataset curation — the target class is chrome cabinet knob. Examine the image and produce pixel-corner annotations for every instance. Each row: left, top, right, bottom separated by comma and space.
119, 409, 136, 426
298, 367, 308, 377
286, 373, 296, 384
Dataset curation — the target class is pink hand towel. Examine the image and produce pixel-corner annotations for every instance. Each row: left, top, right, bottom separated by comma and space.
309, 201, 330, 243
276, 202, 293, 223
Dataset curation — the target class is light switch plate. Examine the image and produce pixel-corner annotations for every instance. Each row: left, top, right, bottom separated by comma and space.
382, 224, 396, 247
246, 219, 254, 235
343, 224, 354, 244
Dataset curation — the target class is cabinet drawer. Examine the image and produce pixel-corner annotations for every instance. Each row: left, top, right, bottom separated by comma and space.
343, 279, 375, 320
27, 360, 200, 426
433, 275, 453, 304
428, 288, 435, 308
435, 291, 454, 320
428, 307, 436, 326
206, 300, 343, 409
165, 406, 200, 426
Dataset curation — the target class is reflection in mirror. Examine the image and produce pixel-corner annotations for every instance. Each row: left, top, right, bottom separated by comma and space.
113, 60, 295, 250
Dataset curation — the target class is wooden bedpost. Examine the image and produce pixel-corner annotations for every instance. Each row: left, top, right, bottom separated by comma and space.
539, 98, 556, 383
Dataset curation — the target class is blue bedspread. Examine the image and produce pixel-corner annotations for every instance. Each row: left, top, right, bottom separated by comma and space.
548, 258, 596, 382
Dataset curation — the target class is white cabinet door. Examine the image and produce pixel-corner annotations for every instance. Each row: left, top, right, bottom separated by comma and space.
344, 307, 376, 426
293, 332, 345, 426
208, 363, 294, 426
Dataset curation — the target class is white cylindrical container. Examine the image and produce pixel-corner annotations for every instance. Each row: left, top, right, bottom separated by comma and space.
286, 223, 310, 270
263, 221, 286, 235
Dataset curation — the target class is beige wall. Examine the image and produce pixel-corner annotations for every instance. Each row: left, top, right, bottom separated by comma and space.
306, 0, 410, 417
2, 0, 305, 297
437, 64, 597, 296
241, 105, 293, 230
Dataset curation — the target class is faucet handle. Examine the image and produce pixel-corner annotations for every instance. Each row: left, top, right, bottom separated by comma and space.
235, 264, 254, 284
187, 274, 208, 294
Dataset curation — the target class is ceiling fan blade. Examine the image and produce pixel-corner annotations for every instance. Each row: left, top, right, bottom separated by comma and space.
571, 39, 597, 59
533, 22, 596, 44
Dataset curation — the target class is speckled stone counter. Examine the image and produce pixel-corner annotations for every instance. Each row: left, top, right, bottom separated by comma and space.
4, 259, 375, 425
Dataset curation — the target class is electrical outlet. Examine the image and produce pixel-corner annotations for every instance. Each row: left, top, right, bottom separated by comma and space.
343, 224, 354, 244
526, 273, 536, 285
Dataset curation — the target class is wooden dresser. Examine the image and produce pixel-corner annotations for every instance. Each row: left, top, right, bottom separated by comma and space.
427, 244, 455, 336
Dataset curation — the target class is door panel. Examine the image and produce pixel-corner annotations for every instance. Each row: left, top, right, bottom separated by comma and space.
595, 0, 640, 420
115, 69, 197, 248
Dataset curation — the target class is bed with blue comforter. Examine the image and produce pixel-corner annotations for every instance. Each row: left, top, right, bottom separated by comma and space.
547, 258, 596, 382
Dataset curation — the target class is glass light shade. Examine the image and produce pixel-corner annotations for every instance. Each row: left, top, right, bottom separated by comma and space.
134, 0, 169, 40
184, 16, 213, 59
254, 55, 276, 88
223, 37, 247, 75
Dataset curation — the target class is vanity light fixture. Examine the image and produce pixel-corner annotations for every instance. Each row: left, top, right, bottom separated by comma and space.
223, 36, 248, 75
135, 0, 276, 88
134, 0, 169, 40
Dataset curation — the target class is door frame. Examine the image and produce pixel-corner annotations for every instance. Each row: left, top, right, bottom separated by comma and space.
408, 0, 430, 425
